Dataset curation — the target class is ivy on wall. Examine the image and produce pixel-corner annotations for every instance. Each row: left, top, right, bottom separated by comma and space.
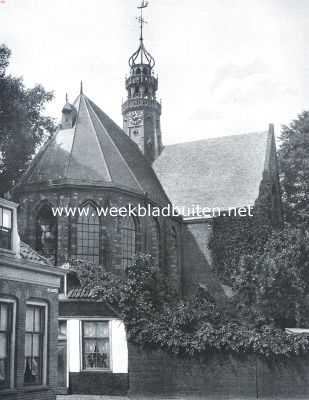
69, 255, 309, 359
209, 172, 275, 283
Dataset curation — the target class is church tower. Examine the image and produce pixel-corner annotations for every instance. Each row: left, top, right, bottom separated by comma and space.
122, 1, 162, 163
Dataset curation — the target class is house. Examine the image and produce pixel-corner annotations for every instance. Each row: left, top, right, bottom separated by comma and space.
0, 197, 63, 400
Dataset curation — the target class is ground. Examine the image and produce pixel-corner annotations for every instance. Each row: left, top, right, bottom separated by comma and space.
56, 396, 309, 400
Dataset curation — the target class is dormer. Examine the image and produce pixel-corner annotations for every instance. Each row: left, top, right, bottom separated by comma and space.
0, 197, 20, 257
61, 102, 77, 129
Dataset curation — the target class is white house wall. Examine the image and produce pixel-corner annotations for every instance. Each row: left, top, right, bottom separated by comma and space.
66, 319, 128, 373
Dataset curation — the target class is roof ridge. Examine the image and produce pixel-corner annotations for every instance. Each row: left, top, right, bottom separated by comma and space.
65, 95, 82, 179
85, 97, 144, 193
164, 131, 269, 148
83, 97, 112, 182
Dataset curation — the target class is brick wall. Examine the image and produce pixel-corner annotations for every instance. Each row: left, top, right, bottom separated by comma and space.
128, 343, 309, 399
0, 279, 59, 400
69, 372, 128, 395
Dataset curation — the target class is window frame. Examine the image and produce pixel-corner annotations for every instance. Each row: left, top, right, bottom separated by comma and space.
80, 319, 112, 372
24, 301, 48, 387
75, 203, 101, 265
0, 298, 16, 391
0, 206, 13, 251
120, 215, 137, 271
149, 217, 160, 268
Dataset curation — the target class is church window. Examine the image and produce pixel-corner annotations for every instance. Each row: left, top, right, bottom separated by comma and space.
167, 227, 178, 274
36, 204, 57, 264
76, 203, 100, 264
82, 321, 110, 370
120, 215, 137, 270
149, 218, 160, 268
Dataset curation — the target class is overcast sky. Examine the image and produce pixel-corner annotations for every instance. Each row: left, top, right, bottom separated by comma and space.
0, 0, 309, 144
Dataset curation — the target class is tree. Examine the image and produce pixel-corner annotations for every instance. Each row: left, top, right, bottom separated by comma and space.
0, 44, 55, 194
233, 228, 309, 328
278, 111, 309, 227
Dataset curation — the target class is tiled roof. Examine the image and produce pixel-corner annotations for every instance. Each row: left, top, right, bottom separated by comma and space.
17, 94, 169, 206
67, 287, 94, 299
20, 241, 51, 266
153, 131, 272, 213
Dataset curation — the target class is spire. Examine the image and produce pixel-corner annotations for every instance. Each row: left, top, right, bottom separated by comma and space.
65, 92, 68, 103
137, 0, 148, 43
80, 80, 83, 95
129, 1, 155, 69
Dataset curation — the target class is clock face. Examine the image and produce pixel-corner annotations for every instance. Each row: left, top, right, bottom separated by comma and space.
127, 111, 143, 127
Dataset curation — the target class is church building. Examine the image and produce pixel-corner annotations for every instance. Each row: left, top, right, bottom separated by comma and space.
11, 3, 282, 396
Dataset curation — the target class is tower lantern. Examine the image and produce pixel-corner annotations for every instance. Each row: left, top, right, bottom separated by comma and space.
122, 0, 162, 163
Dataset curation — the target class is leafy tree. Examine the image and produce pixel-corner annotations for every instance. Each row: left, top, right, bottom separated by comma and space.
0, 44, 55, 194
233, 228, 309, 328
279, 111, 309, 227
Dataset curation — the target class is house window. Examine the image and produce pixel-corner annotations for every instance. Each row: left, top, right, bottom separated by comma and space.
120, 215, 136, 270
24, 304, 47, 386
0, 301, 14, 389
82, 321, 110, 370
0, 207, 12, 250
76, 204, 100, 264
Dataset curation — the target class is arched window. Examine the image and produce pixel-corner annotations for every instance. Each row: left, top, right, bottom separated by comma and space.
149, 218, 160, 268
120, 215, 137, 270
76, 203, 100, 264
36, 203, 57, 264
167, 227, 178, 274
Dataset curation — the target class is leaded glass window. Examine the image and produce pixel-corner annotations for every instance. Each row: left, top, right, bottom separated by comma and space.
24, 305, 45, 385
149, 218, 160, 268
36, 204, 57, 263
0, 207, 12, 250
0, 302, 12, 389
167, 227, 178, 271
82, 321, 110, 370
76, 204, 100, 264
120, 215, 136, 270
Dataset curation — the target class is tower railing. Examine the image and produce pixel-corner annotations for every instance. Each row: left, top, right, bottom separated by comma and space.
122, 98, 161, 113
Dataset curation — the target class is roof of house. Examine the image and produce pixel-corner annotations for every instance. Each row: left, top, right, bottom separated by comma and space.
153, 131, 272, 213
20, 241, 51, 266
67, 287, 94, 299
17, 94, 169, 206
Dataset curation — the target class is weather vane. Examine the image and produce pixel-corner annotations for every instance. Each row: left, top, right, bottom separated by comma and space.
136, 0, 149, 42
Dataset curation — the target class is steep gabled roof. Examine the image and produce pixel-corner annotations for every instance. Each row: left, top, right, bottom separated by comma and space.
153, 131, 272, 212
20, 241, 51, 266
17, 94, 169, 206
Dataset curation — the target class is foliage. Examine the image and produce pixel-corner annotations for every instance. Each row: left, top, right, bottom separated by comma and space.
278, 111, 309, 227
0, 44, 55, 193
209, 171, 277, 283
232, 228, 309, 328
70, 254, 309, 359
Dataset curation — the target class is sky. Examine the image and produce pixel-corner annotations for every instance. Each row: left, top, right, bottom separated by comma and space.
0, 0, 309, 145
